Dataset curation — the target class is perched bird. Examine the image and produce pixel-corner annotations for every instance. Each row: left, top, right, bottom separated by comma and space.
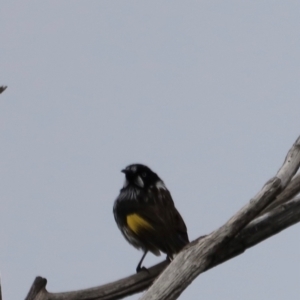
113, 164, 189, 272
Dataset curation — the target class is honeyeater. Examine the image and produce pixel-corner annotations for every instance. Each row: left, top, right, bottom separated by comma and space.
113, 164, 189, 272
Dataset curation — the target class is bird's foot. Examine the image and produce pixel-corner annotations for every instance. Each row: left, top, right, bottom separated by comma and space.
136, 265, 149, 273
166, 255, 173, 262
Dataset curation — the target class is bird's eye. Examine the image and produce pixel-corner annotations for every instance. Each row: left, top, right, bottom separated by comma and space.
142, 172, 147, 178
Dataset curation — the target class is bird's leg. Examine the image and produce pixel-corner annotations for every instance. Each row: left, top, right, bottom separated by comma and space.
136, 250, 148, 273
166, 253, 173, 262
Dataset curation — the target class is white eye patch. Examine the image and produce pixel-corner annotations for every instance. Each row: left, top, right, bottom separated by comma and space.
134, 175, 144, 188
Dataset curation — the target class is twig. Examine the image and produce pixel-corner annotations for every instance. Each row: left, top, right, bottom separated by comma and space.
0, 86, 7, 94
0, 275, 2, 300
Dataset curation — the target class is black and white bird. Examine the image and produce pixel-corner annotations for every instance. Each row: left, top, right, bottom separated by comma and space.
113, 164, 189, 272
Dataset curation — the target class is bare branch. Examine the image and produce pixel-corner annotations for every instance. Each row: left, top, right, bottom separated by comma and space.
213, 195, 300, 266
260, 173, 300, 215
0, 275, 2, 300
24, 136, 300, 300
140, 136, 300, 300
0, 86, 7, 94
25, 277, 47, 300
24, 196, 300, 300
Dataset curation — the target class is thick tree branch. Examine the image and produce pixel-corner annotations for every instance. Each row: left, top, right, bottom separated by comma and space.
24, 136, 300, 300
260, 173, 300, 215
25, 196, 300, 300
140, 136, 300, 300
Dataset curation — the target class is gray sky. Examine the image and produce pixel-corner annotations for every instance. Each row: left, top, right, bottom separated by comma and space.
1, 2, 300, 300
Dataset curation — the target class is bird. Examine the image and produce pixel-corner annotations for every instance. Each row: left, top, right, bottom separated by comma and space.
113, 164, 189, 272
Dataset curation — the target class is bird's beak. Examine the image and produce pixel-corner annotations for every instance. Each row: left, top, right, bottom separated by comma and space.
121, 168, 133, 178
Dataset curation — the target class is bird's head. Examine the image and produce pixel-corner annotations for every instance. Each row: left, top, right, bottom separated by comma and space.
121, 164, 161, 189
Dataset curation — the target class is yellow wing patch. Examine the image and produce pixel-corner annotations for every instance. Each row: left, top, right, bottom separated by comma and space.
127, 214, 153, 234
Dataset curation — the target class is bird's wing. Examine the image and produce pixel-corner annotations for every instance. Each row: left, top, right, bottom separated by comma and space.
128, 189, 189, 255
